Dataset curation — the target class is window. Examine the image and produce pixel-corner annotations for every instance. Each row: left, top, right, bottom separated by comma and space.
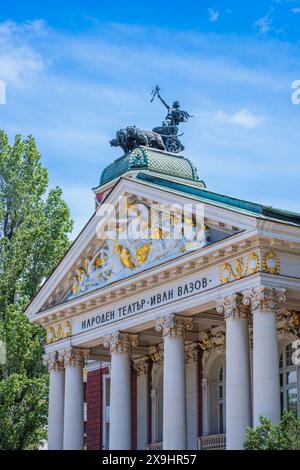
279, 343, 298, 416
218, 365, 226, 433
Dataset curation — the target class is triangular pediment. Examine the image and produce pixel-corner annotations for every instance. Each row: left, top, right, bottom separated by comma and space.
26, 176, 257, 319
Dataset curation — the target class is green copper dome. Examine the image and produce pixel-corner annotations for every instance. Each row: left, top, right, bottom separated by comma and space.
100, 146, 201, 186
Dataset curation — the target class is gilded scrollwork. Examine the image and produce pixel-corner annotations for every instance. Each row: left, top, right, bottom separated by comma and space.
46, 320, 72, 344
220, 252, 260, 284
262, 251, 280, 275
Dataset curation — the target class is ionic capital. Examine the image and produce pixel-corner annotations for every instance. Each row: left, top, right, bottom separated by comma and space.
155, 314, 193, 338
242, 286, 286, 313
216, 293, 249, 320
43, 351, 64, 371
59, 348, 88, 368
103, 331, 138, 354
132, 356, 150, 375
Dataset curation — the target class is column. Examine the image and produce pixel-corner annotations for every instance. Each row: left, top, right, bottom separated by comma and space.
243, 287, 286, 426
133, 357, 150, 450
104, 332, 138, 450
44, 352, 65, 450
156, 314, 192, 450
185, 343, 198, 450
62, 348, 87, 450
217, 294, 251, 450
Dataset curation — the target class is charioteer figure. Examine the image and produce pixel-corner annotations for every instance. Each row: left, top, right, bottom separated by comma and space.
110, 86, 193, 154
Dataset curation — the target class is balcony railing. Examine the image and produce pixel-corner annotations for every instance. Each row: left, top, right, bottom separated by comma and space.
198, 433, 226, 450
147, 442, 163, 450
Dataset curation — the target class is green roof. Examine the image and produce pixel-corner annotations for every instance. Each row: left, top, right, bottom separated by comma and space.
136, 172, 300, 227
100, 147, 201, 186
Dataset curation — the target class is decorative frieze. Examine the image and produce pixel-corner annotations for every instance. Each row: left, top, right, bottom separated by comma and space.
43, 351, 64, 371
155, 314, 193, 338
132, 356, 150, 375
242, 286, 286, 313
262, 251, 280, 275
220, 252, 260, 284
103, 331, 138, 354
185, 343, 198, 364
46, 320, 72, 344
216, 293, 249, 320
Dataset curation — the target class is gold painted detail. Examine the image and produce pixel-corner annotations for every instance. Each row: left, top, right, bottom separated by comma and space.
68, 201, 211, 300
220, 252, 260, 285
47, 320, 72, 344
262, 251, 280, 275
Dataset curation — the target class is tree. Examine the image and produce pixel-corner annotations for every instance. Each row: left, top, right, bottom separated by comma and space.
244, 411, 300, 450
0, 131, 73, 449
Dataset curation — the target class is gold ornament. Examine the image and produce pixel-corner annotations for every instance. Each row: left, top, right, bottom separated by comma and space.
262, 251, 280, 274
136, 243, 150, 266
220, 252, 260, 284
119, 247, 135, 269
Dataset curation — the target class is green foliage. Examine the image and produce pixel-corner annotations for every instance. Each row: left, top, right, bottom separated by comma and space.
0, 130, 73, 449
244, 411, 300, 450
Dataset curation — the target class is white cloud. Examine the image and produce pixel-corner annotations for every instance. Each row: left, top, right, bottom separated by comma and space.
0, 20, 46, 86
254, 9, 274, 34
208, 8, 220, 22
215, 109, 265, 129
291, 7, 300, 13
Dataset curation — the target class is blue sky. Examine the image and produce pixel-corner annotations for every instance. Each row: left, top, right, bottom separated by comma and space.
0, 1, 300, 237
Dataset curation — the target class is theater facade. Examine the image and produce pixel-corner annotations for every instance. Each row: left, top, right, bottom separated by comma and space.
27, 141, 300, 451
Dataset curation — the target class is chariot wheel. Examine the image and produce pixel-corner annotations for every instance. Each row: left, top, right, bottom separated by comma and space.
165, 136, 182, 153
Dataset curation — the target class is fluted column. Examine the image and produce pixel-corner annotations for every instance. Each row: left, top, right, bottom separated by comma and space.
156, 314, 192, 450
243, 287, 285, 426
104, 332, 138, 450
217, 294, 251, 450
133, 357, 150, 450
62, 348, 87, 450
44, 352, 65, 450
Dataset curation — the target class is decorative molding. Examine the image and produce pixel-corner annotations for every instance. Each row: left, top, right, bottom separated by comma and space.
199, 327, 225, 352
59, 347, 88, 368
43, 351, 64, 371
132, 356, 150, 375
216, 293, 249, 320
242, 286, 286, 313
220, 252, 259, 284
185, 342, 198, 364
277, 309, 300, 341
155, 313, 193, 338
148, 344, 164, 366
262, 251, 280, 275
46, 319, 72, 344
103, 331, 138, 354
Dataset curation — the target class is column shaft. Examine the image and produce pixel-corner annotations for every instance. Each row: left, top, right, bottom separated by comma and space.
226, 317, 251, 449
252, 308, 280, 425
109, 351, 131, 449
44, 353, 65, 450
63, 349, 85, 450
163, 334, 187, 450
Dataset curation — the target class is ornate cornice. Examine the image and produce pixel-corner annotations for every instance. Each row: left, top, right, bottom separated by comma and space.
185, 343, 198, 364
43, 351, 64, 371
132, 356, 150, 375
242, 286, 286, 313
216, 293, 249, 320
103, 331, 138, 354
155, 314, 193, 338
